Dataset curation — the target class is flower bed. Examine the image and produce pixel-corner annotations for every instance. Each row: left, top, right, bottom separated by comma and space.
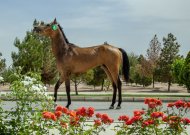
41, 98, 190, 135
0, 72, 190, 134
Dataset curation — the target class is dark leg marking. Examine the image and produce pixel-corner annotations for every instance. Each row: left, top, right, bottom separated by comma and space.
116, 77, 122, 109
54, 79, 63, 103
65, 79, 71, 108
109, 83, 117, 109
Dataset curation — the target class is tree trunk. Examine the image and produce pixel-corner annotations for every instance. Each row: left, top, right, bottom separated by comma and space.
152, 74, 155, 88
101, 79, 104, 91
74, 79, 78, 95
168, 79, 171, 92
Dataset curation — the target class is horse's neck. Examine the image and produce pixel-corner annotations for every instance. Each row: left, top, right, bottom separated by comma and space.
51, 31, 69, 59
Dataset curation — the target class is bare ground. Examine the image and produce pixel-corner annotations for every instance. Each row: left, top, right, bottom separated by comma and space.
1, 82, 187, 93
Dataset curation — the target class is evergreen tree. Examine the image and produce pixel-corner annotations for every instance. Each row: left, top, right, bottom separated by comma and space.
158, 33, 180, 91
181, 51, 190, 91
12, 20, 58, 84
172, 58, 184, 85
128, 52, 139, 84
0, 52, 6, 74
147, 35, 161, 88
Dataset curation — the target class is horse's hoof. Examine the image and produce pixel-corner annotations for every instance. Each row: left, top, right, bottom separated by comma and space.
66, 105, 69, 109
116, 106, 121, 109
109, 106, 114, 109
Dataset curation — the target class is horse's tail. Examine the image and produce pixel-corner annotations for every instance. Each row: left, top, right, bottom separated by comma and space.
119, 48, 130, 82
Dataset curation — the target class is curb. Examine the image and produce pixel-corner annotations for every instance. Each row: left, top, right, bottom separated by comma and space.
55, 96, 190, 102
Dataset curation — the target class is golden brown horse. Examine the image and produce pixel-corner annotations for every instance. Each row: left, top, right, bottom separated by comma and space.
33, 19, 130, 109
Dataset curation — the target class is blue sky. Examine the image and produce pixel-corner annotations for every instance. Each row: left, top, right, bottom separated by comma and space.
0, 0, 190, 66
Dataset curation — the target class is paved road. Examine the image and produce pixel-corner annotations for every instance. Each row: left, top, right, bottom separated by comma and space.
2, 101, 190, 119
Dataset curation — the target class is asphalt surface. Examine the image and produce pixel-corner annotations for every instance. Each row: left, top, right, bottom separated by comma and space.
2, 101, 190, 119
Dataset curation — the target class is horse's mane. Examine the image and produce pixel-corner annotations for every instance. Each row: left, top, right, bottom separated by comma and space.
58, 24, 69, 44
58, 24, 78, 47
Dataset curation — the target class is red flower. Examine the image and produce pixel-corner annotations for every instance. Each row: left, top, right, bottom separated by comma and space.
118, 115, 129, 122
55, 105, 69, 114
130, 116, 142, 123
134, 110, 145, 116
144, 98, 151, 104
144, 98, 162, 109
76, 107, 87, 117
55, 105, 63, 112
155, 99, 162, 106
42, 111, 57, 121
51, 113, 57, 121
87, 107, 95, 117
55, 111, 62, 118
185, 102, 190, 108
142, 119, 154, 127
94, 119, 102, 126
151, 112, 164, 118
96, 113, 102, 118
167, 103, 174, 108
42, 111, 52, 119
174, 100, 186, 108
101, 113, 114, 124
69, 110, 77, 117
125, 119, 133, 125
62, 107, 69, 114
181, 118, 190, 124
148, 102, 156, 108
162, 116, 168, 122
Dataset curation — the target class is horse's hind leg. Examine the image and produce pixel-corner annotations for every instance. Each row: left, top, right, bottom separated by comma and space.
110, 83, 117, 109
116, 76, 122, 109
54, 79, 63, 107
65, 79, 71, 108
102, 65, 117, 109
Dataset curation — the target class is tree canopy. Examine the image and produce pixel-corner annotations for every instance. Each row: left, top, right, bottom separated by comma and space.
0, 52, 6, 74
158, 33, 180, 91
11, 20, 58, 84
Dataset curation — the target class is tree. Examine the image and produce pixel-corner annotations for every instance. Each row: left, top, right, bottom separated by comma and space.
1, 67, 13, 83
12, 20, 58, 84
71, 69, 94, 95
87, 67, 107, 90
0, 52, 6, 74
171, 58, 184, 85
181, 51, 190, 92
41, 44, 58, 85
158, 33, 180, 91
133, 55, 152, 87
128, 52, 139, 84
147, 35, 161, 88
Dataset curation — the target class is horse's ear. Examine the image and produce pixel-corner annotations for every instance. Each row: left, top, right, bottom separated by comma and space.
53, 18, 57, 24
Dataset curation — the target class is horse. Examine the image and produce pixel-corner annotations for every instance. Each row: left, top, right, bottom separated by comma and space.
33, 19, 130, 109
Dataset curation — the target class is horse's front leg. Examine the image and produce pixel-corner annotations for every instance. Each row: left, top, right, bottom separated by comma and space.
54, 79, 63, 107
65, 79, 71, 108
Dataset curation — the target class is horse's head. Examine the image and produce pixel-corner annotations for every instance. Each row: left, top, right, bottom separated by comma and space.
33, 18, 59, 38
